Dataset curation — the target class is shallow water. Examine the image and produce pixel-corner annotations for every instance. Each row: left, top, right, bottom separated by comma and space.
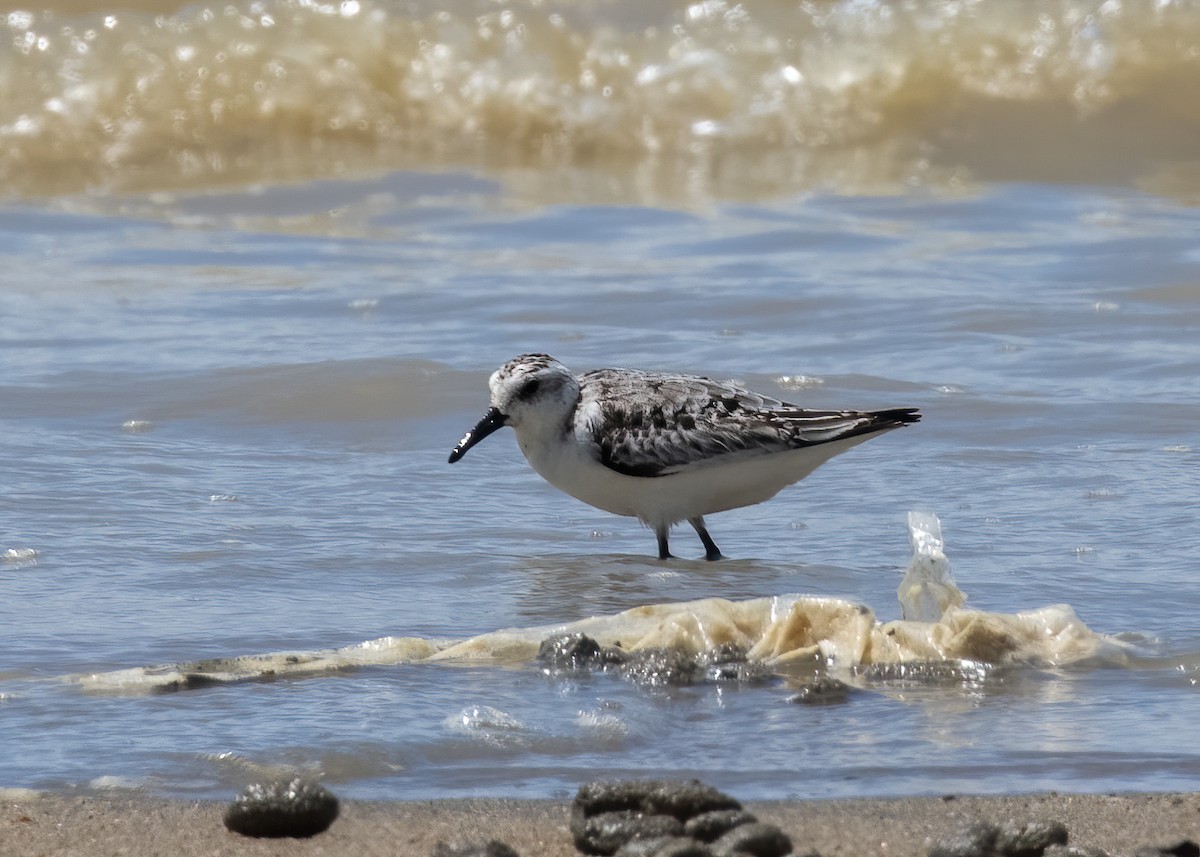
2, 0, 1200, 802
4, 177, 1198, 800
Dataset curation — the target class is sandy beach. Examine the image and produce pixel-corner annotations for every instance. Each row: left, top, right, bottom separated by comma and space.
5, 792, 1198, 857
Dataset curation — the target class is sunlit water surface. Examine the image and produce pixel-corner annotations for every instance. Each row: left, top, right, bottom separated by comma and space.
2, 177, 1199, 799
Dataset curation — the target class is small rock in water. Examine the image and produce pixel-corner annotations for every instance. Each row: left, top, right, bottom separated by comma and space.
619, 649, 701, 687
786, 677, 853, 705
432, 840, 521, 857
697, 643, 768, 683
704, 660, 774, 683
861, 660, 992, 686
698, 643, 749, 665
539, 632, 601, 664
222, 778, 339, 838
537, 633, 627, 672
539, 636, 771, 686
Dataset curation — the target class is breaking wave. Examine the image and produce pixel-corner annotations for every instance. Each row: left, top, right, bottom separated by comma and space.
4, 0, 1200, 200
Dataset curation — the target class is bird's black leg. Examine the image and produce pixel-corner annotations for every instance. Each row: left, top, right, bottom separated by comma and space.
655, 526, 673, 560
689, 517, 723, 561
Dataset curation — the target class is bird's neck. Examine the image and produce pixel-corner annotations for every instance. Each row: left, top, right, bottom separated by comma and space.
513, 408, 576, 472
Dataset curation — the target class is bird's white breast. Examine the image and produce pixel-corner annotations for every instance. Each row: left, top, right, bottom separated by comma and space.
513, 423, 882, 529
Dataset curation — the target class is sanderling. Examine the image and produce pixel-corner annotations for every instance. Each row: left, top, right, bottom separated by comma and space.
449, 354, 920, 560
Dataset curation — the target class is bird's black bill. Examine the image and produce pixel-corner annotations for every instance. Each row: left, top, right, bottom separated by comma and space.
448, 407, 509, 463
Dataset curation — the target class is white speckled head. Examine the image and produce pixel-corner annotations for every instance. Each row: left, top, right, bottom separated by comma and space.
487, 353, 579, 431
448, 354, 580, 463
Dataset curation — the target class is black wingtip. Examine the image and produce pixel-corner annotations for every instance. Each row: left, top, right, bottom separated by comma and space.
876, 407, 921, 427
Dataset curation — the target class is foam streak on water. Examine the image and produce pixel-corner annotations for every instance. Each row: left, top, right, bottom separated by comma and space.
69, 512, 1130, 697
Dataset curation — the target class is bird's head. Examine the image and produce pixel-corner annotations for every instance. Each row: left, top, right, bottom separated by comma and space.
448, 354, 578, 463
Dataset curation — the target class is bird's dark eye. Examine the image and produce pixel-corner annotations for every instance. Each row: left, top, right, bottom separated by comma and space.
519, 378, 541, 399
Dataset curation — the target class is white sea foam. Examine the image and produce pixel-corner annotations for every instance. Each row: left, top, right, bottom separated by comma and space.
71, 514, 1129, 695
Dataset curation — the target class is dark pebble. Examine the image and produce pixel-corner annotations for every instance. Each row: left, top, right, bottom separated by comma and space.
786, 677, 853, 705
574, 780, 744, 824
434, 840, 523, 849
643, 780, 743, 820
927, 821, 1000, 857
431, 841, 520, 857
573, 779, 794, 857
572, 809, 685, 855
930, 819, 1073, 857
1134, 842, 1200, 857
996, 819, 1069, 857
222, 778, 339, 839
684, 809, 759, 842
576, 780, 667, 815
615, 836, 716, 856
1043, 846, 1111, 857
710, 821, 793, 857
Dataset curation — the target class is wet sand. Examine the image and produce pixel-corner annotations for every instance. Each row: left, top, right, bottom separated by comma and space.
4, 792, 1197, 856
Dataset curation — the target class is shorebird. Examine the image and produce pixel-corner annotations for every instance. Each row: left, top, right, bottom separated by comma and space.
449, 354, 920, 560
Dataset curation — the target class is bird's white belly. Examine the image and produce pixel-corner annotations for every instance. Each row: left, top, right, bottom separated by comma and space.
521, 437, 645, 517
519, 431, 877, 529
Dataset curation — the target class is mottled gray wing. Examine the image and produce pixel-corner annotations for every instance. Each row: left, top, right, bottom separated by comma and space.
576, 369, 919, 478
